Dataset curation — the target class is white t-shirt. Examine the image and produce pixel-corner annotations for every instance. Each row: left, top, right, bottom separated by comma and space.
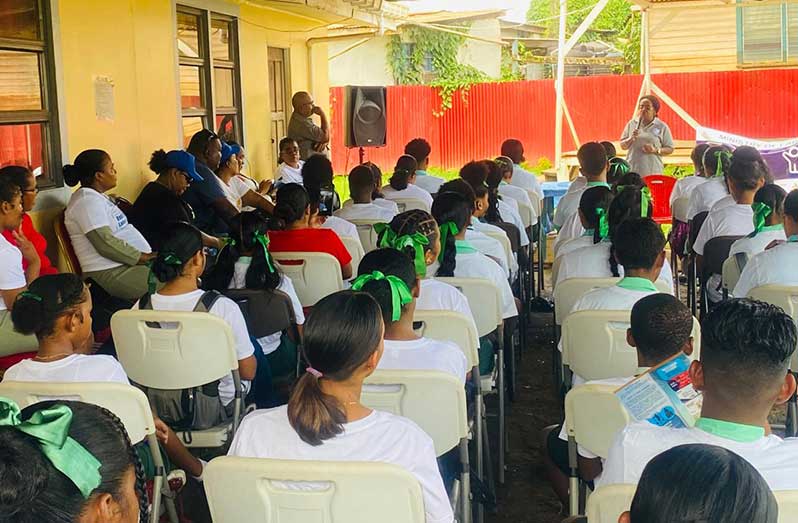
274, 162, 304, 185
729, 227, 786, 260
510, 164, 543, 200
132, 289, 254, 406
553, 212, 586, 254
381, 184, 434, 211
464, 228, 510, 279
597, 420, 798, 491
413, 171, 445, 195
555, 241, 673, 292
555, 235, 594, 261
229, 258, 305, 355
379, 337, 468, 382
499, 184, 535, 216
321, 216, 364, 251
497, 199, 530, 246
693, 203, 754, 255
221, 178, 243, 210
334, 202, 396, 223
4, 354, 129, 384
417, 278, 478, 334
670, 175, 706, 206
229, 406, 454, 523
733, 242, 798, 298
452, 250, 517, 320
710, 194, 735, 213
0, 234, 25, 311
344, 198, 400, 214
470, 218, 518, 277
687, 177, 728, 220
553, 185, 585, 230
65, 188, 152, 272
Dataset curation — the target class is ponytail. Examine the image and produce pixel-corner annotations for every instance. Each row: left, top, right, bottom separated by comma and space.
353, 249, 416, 324
431, 192, 472, 278
436, 221, 459, 277
389, 155, 418, 191
11, 274, 87, 340
486, 159, 506, 223
377, 210, 439, 278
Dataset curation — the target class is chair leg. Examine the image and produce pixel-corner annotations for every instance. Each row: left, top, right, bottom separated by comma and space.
474, 383, 485, 523
567, 436, 580, 516
497, 327, 506, 485
460, 438, 472, 523
480, 401, 496, 512
165, 498, 180, 523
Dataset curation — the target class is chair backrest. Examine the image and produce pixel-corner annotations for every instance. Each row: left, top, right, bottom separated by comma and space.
491, 221, 521, 253
747, 285, 798, 370
702, 235, 744, 280
222, 288, 296, 339
204, 457, 426, 523
392, 198, 428, 213
362, 370, 468, 456
55, 210, 81, 275
565, 384, 631, 460
688, 211, 709, 253
672, 196, 690, 223
516, 199, 535, 229
482, 230, 513, 270
721, 253, 747, 295
643, 175, 676, 223
551, 255, 563, 286
0, 381, 155, 443
554, 278, 619, 325
562, 310, 701, 380
271, 251, 344, 307
526, 191, 542, 222
585, 484, 636, 523
776, 491, 798, 523
111, 310, 239, 389
434, 277, 502, 337
348, 219, 383, 253
413, 309, 480, 369
340, 236, 365, 273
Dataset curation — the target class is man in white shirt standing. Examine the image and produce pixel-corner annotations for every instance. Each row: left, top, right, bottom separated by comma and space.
734, 189, 798, 297
501, 139, 543, 200
405, 138, 444, 195
598, 298, 798, 491
0, 176, 39, 356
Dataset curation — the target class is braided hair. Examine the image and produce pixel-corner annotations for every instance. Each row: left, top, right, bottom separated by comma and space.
485, 159, 506, 223
377, 210, 439, 277
607, 186, 652, 277
431, 192, 472, 277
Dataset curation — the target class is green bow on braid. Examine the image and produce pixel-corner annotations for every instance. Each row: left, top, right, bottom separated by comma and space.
0, 398, 101, 498
437, 222, 460, 263
595, 207, 610, 239
147, 252, 183, 294
374, 223, 430, 278
714, 150, 732, 178
351, 270, 413, 322
252, 231, 275, 273
640, 186, 653, 217
752, 202, 772, 234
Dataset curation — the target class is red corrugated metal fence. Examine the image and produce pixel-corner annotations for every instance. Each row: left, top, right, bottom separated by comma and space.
330, 68, 798, 173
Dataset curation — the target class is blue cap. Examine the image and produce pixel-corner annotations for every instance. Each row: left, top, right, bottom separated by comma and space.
220, 142, 242, 166
165, 150, 203, 182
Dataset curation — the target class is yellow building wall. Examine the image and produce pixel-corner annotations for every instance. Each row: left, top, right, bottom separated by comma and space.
649, 6, 739, 73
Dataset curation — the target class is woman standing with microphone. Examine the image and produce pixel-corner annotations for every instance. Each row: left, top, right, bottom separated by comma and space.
620, 95, 674, 175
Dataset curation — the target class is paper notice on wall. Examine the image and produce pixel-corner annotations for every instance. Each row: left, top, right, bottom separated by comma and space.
94, 76, 115, 122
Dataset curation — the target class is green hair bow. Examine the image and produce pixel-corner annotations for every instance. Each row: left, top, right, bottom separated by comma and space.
595, 207, 609, 239
253, 231, 275, 274
0, 398, 101, 498
640, 186, 653, 217
714, 150, 732, 178
374, 223, 430, 277
351, 270, 413, 322
437, 222, 460, 263
147, 252, 183, 294
752, 202, 772, 234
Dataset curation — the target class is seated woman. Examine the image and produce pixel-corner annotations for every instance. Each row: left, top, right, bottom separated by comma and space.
353, 248, 468, 382
486, 158, 535, 212
63, 149, 155, 301
476, 159, 530, 247
6, 272, 203, 479
621, 444, 778, 523
431, 191, 518, 321
300, 155, 361, 248
129, 149, 219, 251
0, 398, 148, 523
554, 186, 614, 260
205, 210, 304, 402
273, 137, 304, 186
225, 141, 273, 209
134, 221, 257, 425
381, 155, 434, 211
334, 165, 397, 223
267, 183, 353, 280
216, 142, 274, 214
729, 184, 787, 261
555, 185, 674, 290
0, 166, 56, 276
227, 290, 454, 523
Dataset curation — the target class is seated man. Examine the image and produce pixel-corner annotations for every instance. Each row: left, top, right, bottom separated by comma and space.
334, 165, 396, 223
405, 138, 444, 195
597, 298, 798, 490
543, 293, 694, 505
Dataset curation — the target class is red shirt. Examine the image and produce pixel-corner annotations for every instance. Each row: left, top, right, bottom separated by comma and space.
268, 228, 352, 269
2, 213, 58, 276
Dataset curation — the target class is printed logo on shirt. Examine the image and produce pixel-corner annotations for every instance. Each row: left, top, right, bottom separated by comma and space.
114, 210, 128, 229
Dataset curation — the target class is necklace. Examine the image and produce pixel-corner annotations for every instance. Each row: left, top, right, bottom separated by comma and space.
34, 353, 73, 361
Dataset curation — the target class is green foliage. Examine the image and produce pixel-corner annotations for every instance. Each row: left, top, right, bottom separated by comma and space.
500, 46, 525, 82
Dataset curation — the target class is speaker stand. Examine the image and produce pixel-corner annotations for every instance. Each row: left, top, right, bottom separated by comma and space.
358, 147, 366, 165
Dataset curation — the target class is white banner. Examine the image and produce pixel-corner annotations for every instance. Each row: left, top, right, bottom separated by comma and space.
696, 126, 798, 178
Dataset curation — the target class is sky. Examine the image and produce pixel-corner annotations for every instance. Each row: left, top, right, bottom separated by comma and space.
397, 0, 530, 23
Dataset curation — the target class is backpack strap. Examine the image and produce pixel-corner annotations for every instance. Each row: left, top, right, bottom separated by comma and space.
139, 293, 153, 310
194, 290, 223, 313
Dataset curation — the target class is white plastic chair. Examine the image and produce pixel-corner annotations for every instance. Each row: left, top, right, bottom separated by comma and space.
565, 384, 632, 515
340, 236, 365, 273
516, 199, 536, 229
562, 310, 701, 383
204, 457, 426, 523
776, 491, 798, 523
721, 253, 747, 298
111, 310, 243, 448
434, 276, 508, 484
348, 218, 383, 253
482, 230, 514, 274
0, 381, 173, 523
585, 484, 636, 523
271, 251, 345, 307
392, 197, 429, 213
672, 196, 690, 223
362, 369, 470, 522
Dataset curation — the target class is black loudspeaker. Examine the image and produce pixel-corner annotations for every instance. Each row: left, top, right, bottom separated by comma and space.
344, 85, 387, 148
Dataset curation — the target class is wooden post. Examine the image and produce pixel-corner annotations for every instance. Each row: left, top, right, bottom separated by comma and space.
554, 0, 567, 180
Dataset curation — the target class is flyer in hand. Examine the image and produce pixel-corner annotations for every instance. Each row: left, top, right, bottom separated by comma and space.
615, 353, 702, 428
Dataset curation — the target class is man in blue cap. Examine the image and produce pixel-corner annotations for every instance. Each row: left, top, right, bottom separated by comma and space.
130, 148, 221, 250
